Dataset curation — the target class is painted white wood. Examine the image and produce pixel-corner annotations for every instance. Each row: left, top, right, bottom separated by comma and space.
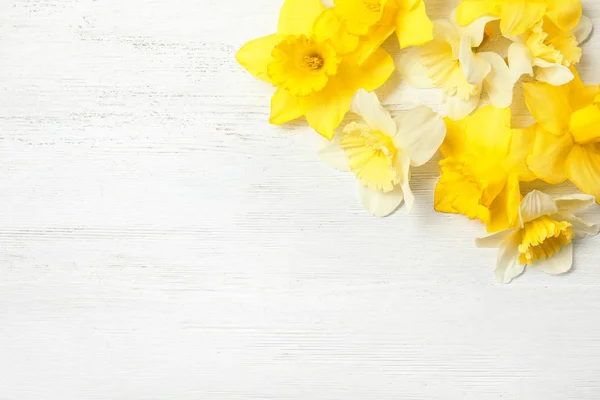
1, 0, 600, 398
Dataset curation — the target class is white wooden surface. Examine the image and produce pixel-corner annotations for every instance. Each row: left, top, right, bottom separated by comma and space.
1, 0, 600, 398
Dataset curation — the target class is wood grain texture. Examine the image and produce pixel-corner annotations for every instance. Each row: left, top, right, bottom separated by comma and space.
1, 0, 600, 398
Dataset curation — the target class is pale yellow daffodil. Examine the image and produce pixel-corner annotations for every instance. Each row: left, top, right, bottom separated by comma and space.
318, 0, 433, 62
319, 89, 446, 217
524, 73, 600, 203
456, 0, 582, 37
508, 16, 593, 86
434, 105, 535, 232
477, 190, 599, 283
235, 0, 394, 140
401, 13, 514, 120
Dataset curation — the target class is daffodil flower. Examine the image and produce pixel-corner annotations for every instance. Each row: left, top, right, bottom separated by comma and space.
456, 0, 582, 37
508, 16, 593, 86
320, 0, 433, 60
523, 72, 600, 204
477, 190, 599, 283
434, 105, 535, 232
401, 13, 513, 120
319, 89, 446, 217
235, 0, 394, 140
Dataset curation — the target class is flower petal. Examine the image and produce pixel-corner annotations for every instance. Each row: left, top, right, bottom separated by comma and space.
397, 154, 414, 213
459, 37, 491, 85
533, 243, 573, 275
270, 88, 303, 125
278, 0, 325, 35
500, 1, 546, 37
526, 124, 573, 184
569, 105, 600, 145
495, 232, 525, 284
395, 0, 434, 49
569, 68, 600, 111
523, 82, 571, 135
318, 136, 351, 172
398, 47, 435, 89
508, 42, 534, 82
358, 184, 404, 217
546, 0, 582, 33
555, 193, 597, 214
534, 61, 575, 86
236, 34, 282, 83
573, 15, 593, 45
560, 213, 600, 238
519, 190, 558, 225
351, 89, 396, 137
462, 16, 500, 47
313, 9, 360, 55
392, 106, 446, 167
565, 144, 600, 203
479, 51, 514, 108
456, 0, 500, 29
476, 229, 515, 248
443, 93, 480, 121
487, 174, 522, 233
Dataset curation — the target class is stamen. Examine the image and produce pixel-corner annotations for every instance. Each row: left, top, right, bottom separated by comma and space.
364, 0, 381, 12
302, 54, 324, 70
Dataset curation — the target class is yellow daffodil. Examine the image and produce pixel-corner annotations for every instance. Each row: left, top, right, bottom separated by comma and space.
400, 13, 513, 120
524, 73, 600, 203
319, 0, 433, 60
319, 89, 446, 217
456, 0, 582, 37
509, 16, 592, 85
477, 190, 599, 283
434, 105, 535, 232
235, 0, 395, 140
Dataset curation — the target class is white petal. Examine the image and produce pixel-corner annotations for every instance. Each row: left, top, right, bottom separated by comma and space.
461, 16, 500, 47
534, 61, 574, 86
434, 19, 460, 47
560, 213, 600, 239
574, 15, 593, 45
555, 193, 596, 214
495, 232, 525, 284
443, 92, 480, 120
358, 184, 404, 218
350, 89, 396, 137
399, 47, 435, 89
459, 36, 491, 85
318, 135, 350, 172
519, 190, 558, 226
533, 243, 573, 275
476, 229, 515, 248
508, 42, 533, 82
479, 51, 514, 108
392, 106, 446, 167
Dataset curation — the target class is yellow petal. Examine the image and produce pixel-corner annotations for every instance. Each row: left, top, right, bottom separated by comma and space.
235, 34, 282, 83
278, 0, 325, 35
565, 144, 600, 203
569, 105, 600, 145
300, 48, 394, 139
440, 117, 469, 158
546, 0, 582, 32
523, 81, 571, 135
487, 174, 521, 232
456, 0, 501, 28
500, 1, 546, 36
270, 88, 303, 125
313, 9, 360, 55
570, 68, 600, 111
355, 2, 396, 64
395, 0, 434, 49
526, 124, 573, 184
507, 126, 536, 180
466, 106, 512, 158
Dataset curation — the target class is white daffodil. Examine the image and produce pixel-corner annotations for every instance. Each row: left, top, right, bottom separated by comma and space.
400, 12, 513, 120
508, 16, 593, 86
477, 190, 599, 284
319, 89, 446, 217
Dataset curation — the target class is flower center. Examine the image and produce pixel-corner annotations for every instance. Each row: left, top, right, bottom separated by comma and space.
518, 216, 574, 265
341, 122, 400, 193
302, 54, 324, 71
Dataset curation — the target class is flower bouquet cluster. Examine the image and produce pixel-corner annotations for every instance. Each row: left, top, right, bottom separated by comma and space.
236, 0, 599, 283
